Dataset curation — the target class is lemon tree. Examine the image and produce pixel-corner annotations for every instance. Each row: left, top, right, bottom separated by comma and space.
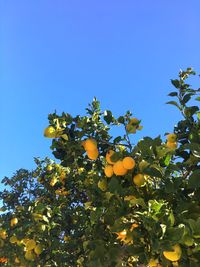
0, 68, 200, 267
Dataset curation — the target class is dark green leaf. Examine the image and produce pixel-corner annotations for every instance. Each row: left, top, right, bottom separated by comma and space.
171, 79, 180, 88
166, 101, 181, 110
168, 92, 178, 97
188, 170, 200, 189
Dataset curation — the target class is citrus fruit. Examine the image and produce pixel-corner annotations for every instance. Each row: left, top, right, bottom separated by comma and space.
167, 133, 177, 142
34, 244, 43, 255
0, 230, 7, 240
113, 161, 128, 176
9, 235, 18, 244
106, 150, 115, 165
44, 126, 57, 138
163, 244, 182, 261
104, 165, 113, 178
166, 141, 177, 149
122, 157, 136, 170
10, 217, 18, 227
133, 174, 145, 187
25, 239, 36, 251
83, 138, 97, 151
87, 148, 99, 160
25, 250, 36, 261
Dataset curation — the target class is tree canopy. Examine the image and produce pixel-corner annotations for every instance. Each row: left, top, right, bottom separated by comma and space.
1, 68, 200, 267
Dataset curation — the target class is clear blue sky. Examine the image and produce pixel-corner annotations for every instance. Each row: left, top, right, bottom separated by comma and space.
1, 1, 200, 183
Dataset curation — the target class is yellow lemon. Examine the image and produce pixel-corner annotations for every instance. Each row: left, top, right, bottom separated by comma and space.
106, 150, 115, 165
167, 133, 177, 142
104, 165, 114, 178
166, 141, 177, 149
34, 244, 43, 255
0, 230, 7, 240
15, 257, 20, 264
25, 239, 36, 251
113, 161, 128, 176
163, 244, 182, 262
87, 148, 99, 160
46, 164, 53, 172
122, 157, 136, 170
44, 126, 57, 138
83, 138, 97, 151
25, 250, 36, 261
148, 258, 162, 267
9, 235, 18, 244
133, 174, 145, 187
50, 176, 58, 186
10, 217, 18, 227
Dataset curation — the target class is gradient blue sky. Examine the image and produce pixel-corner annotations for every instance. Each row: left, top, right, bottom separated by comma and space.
1, 1, 200, 184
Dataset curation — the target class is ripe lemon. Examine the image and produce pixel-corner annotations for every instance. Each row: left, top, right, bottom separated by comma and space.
9, 235, 18, 244
44, 126, 57, 138
97, 179, 107, 191
87, 148, 99, 160
122, 157, 136, 170
25, 250, 36, 261
10, 217, 18, 227
106, 150, 115, 165
0, 230, 7, 240
167, 133, 177, 142
113, 161, 128, 176
148, 258, 162, 267
25, 239, 36, 251
104, 165, 114, 178
50, 176, 58, 186
166, 141, 177, 149
83, 138, 97, 151
46, 164, 53, 172
163, 244, 182, 261
133, 174, 145, 187
34, 244, 43, 255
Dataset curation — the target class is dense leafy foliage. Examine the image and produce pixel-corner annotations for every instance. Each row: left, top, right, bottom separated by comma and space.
1, 68, 200, 267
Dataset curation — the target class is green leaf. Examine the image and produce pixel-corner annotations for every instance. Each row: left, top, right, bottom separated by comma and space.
110, 152, 121, 162
108, 177, 123, 194
188, 170, 200, 189
144, 166, 163, 178
104, 110, 114, 124
171, 79, 180, 88
166, 226, 185, 242
195, 96, 200, 101
182, 94, 192, 104
164, 154, 172, 166
117, 116, 125, 124
168, 92, 178, 97
166, 101, 181, 110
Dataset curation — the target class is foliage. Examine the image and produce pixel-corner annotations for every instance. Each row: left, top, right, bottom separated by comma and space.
0, 68, 200, 267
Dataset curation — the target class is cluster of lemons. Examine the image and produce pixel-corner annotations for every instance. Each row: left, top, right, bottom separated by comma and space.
82, 138, 99, 160
166, 133, 177, 150
10, 236, 43, 262
0, 219, 43, 264
104, 150, 146, 187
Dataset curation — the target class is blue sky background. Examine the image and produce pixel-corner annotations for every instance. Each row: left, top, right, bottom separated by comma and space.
1, 0, 200, 185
